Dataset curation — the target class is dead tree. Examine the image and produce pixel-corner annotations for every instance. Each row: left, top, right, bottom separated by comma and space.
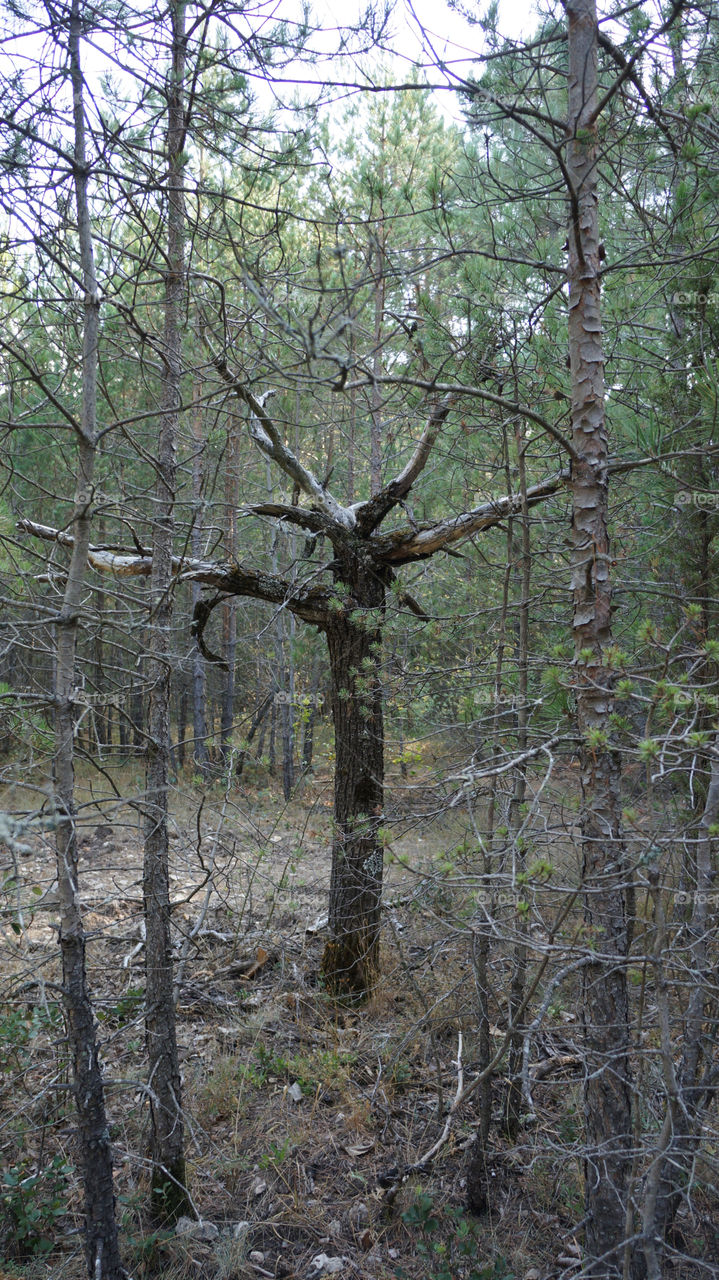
20, 371, 567, 997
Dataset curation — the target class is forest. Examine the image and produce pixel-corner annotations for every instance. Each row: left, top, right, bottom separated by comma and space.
0, 0, 718, 1278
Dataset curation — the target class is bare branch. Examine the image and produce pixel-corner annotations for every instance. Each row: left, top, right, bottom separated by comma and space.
346, 374, 578, 460
213, 356, 357, 529
241, 502, 330, 535
0, 336, 84, 439
355, 393, 455, 534
16, 518, 331, 624
372, 471, 569, 563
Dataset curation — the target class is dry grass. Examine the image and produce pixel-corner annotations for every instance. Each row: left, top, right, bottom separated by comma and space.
2, 745, 718, 1278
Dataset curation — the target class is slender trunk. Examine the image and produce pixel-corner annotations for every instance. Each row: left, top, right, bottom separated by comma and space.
143, 0, 189, 1221
567, 3, 632, 1272
645, 732, 719, 1272
395, 643, 408, 781
370, 231, 385, 498
132, 664, 144, 751
221, 414, 240, 756
322, 557, 386, 997
285, 616, 296, 798
266, 461, 293, 794
370, 146, 386, 499
116, 604, 128, 754
467, 432, 514, 1212
347, 322, 356, 502
268, 697, 277, 774
275, 611, 294, 800
190, 383, 210, 775
54, 7, 125, 1275
94, 572, 108, 747
176, 672, 188, 768
256, 691, 270, 761
301, 651, 321, 773
504, 424, 531, 1140
645, 24, 719, 1260
666, 25, 715, 823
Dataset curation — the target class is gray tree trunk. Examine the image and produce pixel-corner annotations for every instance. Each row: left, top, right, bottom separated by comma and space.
143, 0, 189, 1222
54, 5, 125, 1275
221, 415, 240, 758
504, 423, 531, 1140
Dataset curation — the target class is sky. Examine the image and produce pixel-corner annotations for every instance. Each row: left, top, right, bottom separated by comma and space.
398, 0, 541, 66
304, 0, 542, 122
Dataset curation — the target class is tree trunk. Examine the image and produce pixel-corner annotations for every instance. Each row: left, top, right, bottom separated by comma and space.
191, 610, 209, 772
370, 213, 386, 497
94, 572, 108, 747
301, 651, 321, 773
567, 3, 632, 1272
321, 556, 386, 997
53, 6, 125, 1275
504, 424, 531, 1140
220, 415, 240, 758
644, 731, 719, 1275
190, 383, 210, 775
143, 0, 189, 1222
176, 671, 188, 768
268, 697, 277, 774
132, 666, 145, 751
276, 611, 294, 801
467, 435, 515, 1213
236, 688, 272, 778
256, 691, 270, 761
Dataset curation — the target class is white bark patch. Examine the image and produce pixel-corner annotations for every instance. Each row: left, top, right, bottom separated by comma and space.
573, 606, 597, 626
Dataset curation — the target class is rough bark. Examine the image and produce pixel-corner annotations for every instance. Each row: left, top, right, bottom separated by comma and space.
321, 545, 387, 996
143, 0, 189, 1222
566, 3, 632, 1273
53, 5, 125, 1275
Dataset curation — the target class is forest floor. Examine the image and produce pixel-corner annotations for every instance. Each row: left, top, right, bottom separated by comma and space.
1, 743, 716, 1280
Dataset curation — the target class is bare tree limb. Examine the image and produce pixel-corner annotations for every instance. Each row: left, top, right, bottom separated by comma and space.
373, 471, 569, 562
16, 518, 332, 624
213, 356, 358, 529
345, 374, 578, 460
355, 393, 455, 534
